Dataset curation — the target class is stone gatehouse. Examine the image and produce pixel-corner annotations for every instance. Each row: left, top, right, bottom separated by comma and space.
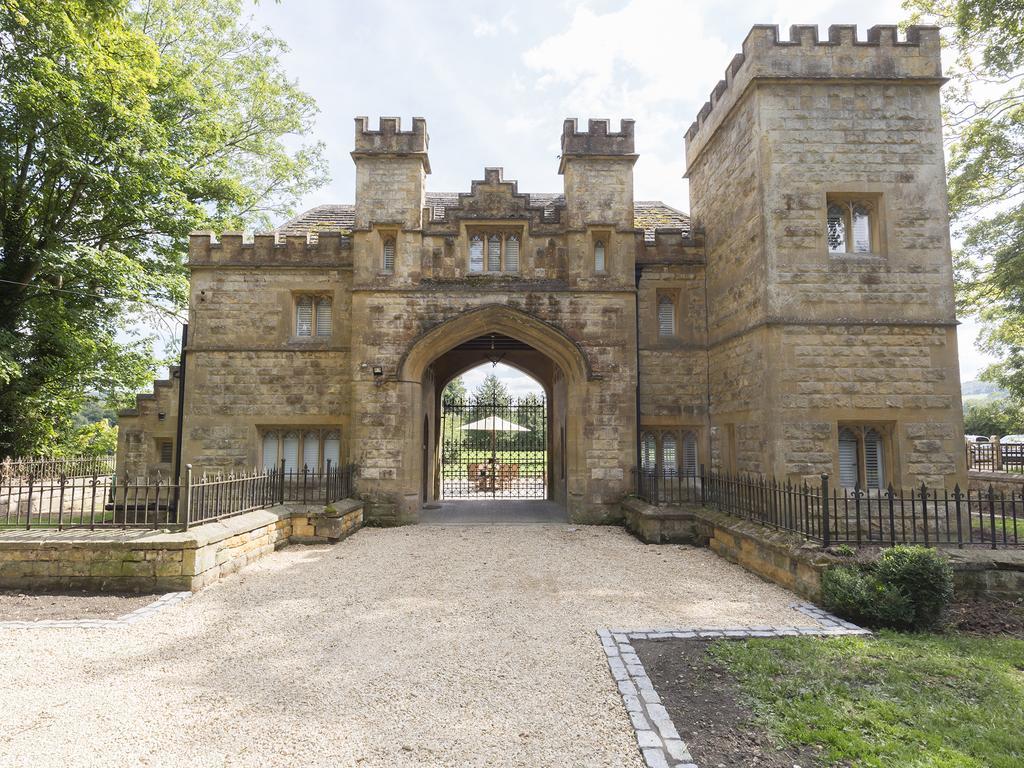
117, 23, 967, 524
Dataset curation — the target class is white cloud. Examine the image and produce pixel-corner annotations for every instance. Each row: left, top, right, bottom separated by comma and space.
472, 12, 518, 38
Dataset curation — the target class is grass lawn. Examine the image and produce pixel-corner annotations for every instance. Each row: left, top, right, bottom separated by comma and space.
441, 450, 547, 477
710, 633, 1024, 768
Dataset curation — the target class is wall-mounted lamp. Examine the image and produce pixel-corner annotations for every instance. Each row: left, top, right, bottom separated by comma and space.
372, 365, 384, 378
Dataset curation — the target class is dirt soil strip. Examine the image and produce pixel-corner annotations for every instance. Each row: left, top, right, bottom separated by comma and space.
635, 638, 821, 768
598, 602, 868, 768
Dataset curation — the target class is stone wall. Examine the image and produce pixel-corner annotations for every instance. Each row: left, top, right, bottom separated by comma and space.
0, 500, 362, 593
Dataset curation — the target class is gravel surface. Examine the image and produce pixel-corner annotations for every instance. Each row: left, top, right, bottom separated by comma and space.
0, 590, 159, 621
0, 524, 815, 767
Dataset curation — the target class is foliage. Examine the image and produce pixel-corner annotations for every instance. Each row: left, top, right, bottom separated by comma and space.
58, 419, 118, 457
0, 0, 326, 457
962, 396, 1024, 435
821, 566, 914, 629
822, 545, 954, 630
472, 373, 513, 407
441, 377, 468, 408
711, 632, 1024, 767
905, 1, 1024, 403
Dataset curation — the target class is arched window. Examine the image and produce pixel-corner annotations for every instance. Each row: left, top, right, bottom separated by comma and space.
302, 431, 320, 471
295, 296, 313, 337
641, 433, 657, 473
323, 430, 341, 469
261, 431, 278, 471
658, 295, 675, 337
382, 238, 396, 272
682, 431, 698, 477
662, 434, 677, 477
281, 431, 299, 472
487, 234, 502, 272
851, 203, 872, 253
315, 297, 332, 337
838, 427, 859, 488
826, 203, 847, 253
826, 197, 876, 254
505, 234, 520, 272
594, 240, 606, 273
864, 428, 885, 489
469, 235, 484, 272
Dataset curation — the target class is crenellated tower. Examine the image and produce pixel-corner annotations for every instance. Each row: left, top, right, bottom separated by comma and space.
559, 118, 637, 230
685, 24, 964, 488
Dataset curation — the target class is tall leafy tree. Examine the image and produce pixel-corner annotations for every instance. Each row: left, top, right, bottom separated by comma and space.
905, 1, 1024, 399
0, 0, 326, 456
441, 377, 468, 408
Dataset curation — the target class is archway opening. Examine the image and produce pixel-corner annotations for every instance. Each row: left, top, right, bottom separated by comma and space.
440, 360, 547, 500
419, 332, 568, 508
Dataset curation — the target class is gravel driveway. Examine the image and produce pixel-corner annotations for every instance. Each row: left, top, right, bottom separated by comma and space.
0, 524, 814, 767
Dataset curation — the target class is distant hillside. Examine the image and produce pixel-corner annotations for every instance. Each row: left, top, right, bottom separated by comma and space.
962, 380, 1008, 398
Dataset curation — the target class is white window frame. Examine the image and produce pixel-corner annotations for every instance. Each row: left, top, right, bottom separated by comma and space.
826, 196, 879, 255
657, 295, 676, 338
294, 294, 333, 338
594, 239, 606, 273
382, 237, 396, 273
261, 428, 343, 473
837, 424, 889, 490
467, 230, 522, 274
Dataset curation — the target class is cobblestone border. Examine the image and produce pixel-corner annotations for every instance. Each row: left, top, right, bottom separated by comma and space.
0, 591, 192, 629
599, 602, 869, 768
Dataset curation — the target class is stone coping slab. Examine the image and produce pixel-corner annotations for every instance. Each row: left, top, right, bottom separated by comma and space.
0, 500, 361, 551
599, 602, 869, 768
0, 591, 191, 630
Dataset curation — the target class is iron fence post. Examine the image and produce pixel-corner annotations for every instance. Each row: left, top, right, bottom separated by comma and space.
181, 464, 193, 530
988, 484, 997, 550
954, 484, 963, 549
921, 482, 930, 547
820, 474, 830, 547
700, 464, 706, 506
279, 458, 286, 506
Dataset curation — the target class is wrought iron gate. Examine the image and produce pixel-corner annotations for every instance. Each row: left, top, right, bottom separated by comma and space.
440, 397, 548, 499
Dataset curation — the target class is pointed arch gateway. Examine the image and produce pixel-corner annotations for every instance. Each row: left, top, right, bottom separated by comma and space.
397, 304, 596, 517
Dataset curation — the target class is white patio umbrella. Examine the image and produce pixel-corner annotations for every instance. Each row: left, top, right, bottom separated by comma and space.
459, 416, 530, 432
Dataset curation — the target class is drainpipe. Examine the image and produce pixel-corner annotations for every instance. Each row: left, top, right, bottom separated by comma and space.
172, 323, 188, 522
634, 263, 643, 489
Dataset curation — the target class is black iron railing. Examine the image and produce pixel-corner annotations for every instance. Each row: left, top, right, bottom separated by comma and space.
0, 461, 357, 531
0, 454, 116, 483
635, 467, 1022, 550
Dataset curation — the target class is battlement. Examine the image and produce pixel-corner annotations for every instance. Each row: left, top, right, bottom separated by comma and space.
187, 230, 352, 267
560, 118, 636, 167
353, 116, 429, 159
684, 24, 943, 162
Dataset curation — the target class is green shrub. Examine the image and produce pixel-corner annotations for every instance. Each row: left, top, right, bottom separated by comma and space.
874, 546, 954, 630
821, 545, 953, 631
822, 567, 914, 630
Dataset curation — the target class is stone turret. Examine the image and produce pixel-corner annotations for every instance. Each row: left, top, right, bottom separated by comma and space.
685, 24, 943, 166
559, 118, 637, 230
351, 116, 430, 231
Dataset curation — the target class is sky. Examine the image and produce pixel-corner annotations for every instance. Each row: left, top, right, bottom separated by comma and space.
242, 0, 996, 393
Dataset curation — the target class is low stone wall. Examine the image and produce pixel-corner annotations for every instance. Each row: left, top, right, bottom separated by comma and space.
622, 497, 697, 544
622, 497, 1024, 601
695, 508, 834, 601
968, 470, 1024, 496
0, 499, 362, 593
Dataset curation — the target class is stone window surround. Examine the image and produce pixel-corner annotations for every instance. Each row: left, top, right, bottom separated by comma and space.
377, 228, 398, 274
825, 190, 886, 257
465, 225, 524, 275
291, 292, 333, 339
836, 421, 895, 490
